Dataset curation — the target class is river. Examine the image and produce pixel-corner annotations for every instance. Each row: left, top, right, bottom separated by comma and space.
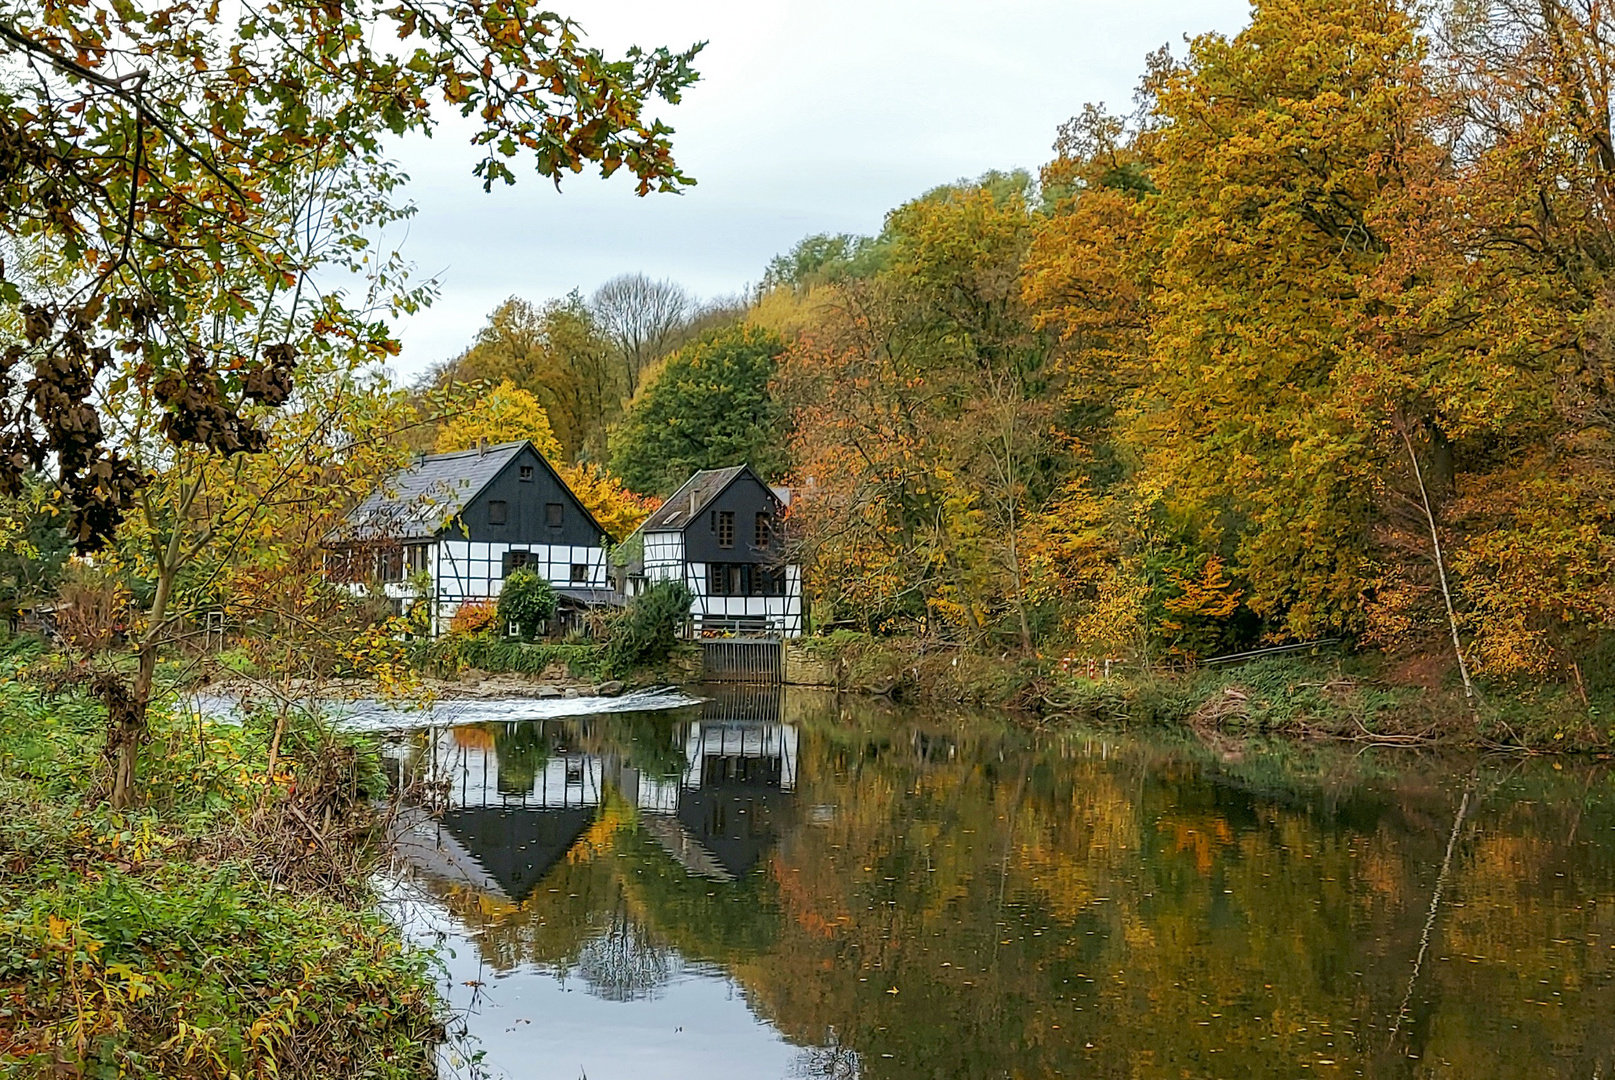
375, 684, 1615, 1079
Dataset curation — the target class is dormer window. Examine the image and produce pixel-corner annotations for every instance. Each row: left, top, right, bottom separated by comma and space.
488, 500, 508, 526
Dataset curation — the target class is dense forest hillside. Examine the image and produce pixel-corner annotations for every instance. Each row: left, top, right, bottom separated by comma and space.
426, 0, 1614, 693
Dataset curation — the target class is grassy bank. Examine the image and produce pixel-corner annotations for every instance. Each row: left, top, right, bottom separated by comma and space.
0, 656, 441, 1078
804, 632, 1615, 751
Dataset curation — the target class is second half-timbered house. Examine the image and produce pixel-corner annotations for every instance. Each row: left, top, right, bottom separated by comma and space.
619, 464, 803, 638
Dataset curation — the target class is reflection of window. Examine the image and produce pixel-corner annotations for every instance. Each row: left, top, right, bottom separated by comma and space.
755, 512, 771, 547
502, 550, 529, 576
546, 502, 563, 528
570, 563, 589, 583
488, 500, 508, 525
519, 465, 534, 482
717, 511, 735, 548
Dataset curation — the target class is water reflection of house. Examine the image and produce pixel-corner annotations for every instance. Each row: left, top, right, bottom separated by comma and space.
630, 687, 799, 883
393, 724, 604, 903
393, 691, 800, 897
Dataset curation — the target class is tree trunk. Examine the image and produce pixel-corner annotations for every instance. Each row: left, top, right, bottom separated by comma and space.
1401, 429, 1475, 701
108, 482, 189, 808
109, 571, 171, 808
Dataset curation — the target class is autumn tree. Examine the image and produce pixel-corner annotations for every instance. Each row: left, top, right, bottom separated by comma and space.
591, 273, 692, 397
558, 461, 661, 541
0, 0, 702, 804
777, 173, 1058, 646
96, 348, 424, 806
435, 380, 563, 460
426, 294, 627, 460
1127, 0, 1437, 647
0, 1, 700, 546
1019, 106, 1160, 655
1397, 0, 1615, 677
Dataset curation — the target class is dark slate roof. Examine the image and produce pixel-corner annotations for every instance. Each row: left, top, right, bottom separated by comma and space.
439, 805, 594, 903
328, 441, 528, 542
554, 586, 627, 609
639, 466, 749, 533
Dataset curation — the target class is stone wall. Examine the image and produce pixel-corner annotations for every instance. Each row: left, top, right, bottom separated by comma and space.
784, 642, 839, 687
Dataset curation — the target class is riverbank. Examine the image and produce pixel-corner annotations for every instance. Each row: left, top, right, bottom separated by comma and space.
0, 677, 441, 1078
796, 633, 1615, 752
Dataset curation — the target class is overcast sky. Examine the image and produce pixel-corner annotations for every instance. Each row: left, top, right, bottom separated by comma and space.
377, 0, 1251, 378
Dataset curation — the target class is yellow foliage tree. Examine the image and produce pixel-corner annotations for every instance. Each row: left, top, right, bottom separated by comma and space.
558, 462, 661, 542
434, 380, 563, 461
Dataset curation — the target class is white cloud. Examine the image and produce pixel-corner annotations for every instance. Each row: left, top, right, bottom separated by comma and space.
375, 0, 1250, 376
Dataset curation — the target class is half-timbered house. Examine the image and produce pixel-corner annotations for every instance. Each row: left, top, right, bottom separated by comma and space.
619, 465, 803, 638
324, 440, 614, 634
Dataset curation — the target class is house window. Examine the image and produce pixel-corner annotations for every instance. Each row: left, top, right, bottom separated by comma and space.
709, 563, 753, 596
377, 548, 404, 583
324, 547, 362, 584
519, 465, 534, 482
405, 543, 430, 575
755, 512, 771, 547
570, 563, 589, 583
546, 502, 563, 528
502, 550, 529, 576
717, 511, 735, 548
488, 500, 508, 526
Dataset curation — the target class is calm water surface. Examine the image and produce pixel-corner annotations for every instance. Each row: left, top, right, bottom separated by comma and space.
379, 686, 1615, 1079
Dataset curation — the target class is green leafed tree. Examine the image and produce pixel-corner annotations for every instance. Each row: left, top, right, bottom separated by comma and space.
609, 324, 790, 495
498, 568, 558, 640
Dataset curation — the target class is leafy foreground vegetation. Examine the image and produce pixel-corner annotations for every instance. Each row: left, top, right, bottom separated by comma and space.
0, 673, 440, 1079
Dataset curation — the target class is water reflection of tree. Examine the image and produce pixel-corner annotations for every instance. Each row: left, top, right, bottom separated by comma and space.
493, 722, 550, 795
616, 712, 691, 780
788, 1028, 859, 1079
407, 696, 1615, 1080
576, 904, 676, 1001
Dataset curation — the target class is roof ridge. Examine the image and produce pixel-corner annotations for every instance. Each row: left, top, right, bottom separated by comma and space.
636, 463, 762, 534
416, 440, 528, 462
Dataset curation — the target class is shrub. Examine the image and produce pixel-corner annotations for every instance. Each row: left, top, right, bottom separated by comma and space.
604, 579, 693, 675
497, 569, 557, 640
448, 599, 498, 637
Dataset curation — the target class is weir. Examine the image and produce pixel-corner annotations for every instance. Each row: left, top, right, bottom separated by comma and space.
700, 636, 784, 683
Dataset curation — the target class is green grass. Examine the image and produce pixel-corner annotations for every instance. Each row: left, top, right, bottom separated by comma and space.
0, 676, 441, 1079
